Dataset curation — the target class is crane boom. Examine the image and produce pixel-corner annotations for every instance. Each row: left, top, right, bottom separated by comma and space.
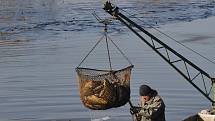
103, 3, 215, 106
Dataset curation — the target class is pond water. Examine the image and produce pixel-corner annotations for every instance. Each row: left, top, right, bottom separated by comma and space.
0, 0, 215, 121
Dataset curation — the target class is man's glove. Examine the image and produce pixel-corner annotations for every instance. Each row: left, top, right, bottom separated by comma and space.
130, 106, 141, 115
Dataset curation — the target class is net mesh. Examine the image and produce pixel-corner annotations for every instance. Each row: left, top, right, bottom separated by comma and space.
76, 65, 133, 110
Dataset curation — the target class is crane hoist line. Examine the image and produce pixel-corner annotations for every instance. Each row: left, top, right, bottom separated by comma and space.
103, 2, 215, 107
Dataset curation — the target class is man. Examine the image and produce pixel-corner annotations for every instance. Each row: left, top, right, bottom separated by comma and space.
130, 85, 166, 121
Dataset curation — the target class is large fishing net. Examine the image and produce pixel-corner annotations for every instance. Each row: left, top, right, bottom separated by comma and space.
76, 23, 134, 110
76, 65, 133, 110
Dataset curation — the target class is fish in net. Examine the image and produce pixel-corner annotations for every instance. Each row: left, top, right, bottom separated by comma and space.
76, 65, 133, 110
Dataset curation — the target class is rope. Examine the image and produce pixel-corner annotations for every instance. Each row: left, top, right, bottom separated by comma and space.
105, 32, 113, 70
77, 29, 133, 69
107, 35, 133, 65
77, 34, 105, 67
120, 8, 215, 65
79, 11, 133, 69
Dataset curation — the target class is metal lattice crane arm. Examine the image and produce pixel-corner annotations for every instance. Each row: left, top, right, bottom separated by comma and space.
103, 3, 215, 106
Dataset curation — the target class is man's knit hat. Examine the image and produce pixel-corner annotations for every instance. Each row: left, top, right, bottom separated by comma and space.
139, 85, 152, 96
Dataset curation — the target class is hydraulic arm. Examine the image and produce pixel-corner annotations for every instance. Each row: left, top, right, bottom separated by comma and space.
103, 3, 215, 107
